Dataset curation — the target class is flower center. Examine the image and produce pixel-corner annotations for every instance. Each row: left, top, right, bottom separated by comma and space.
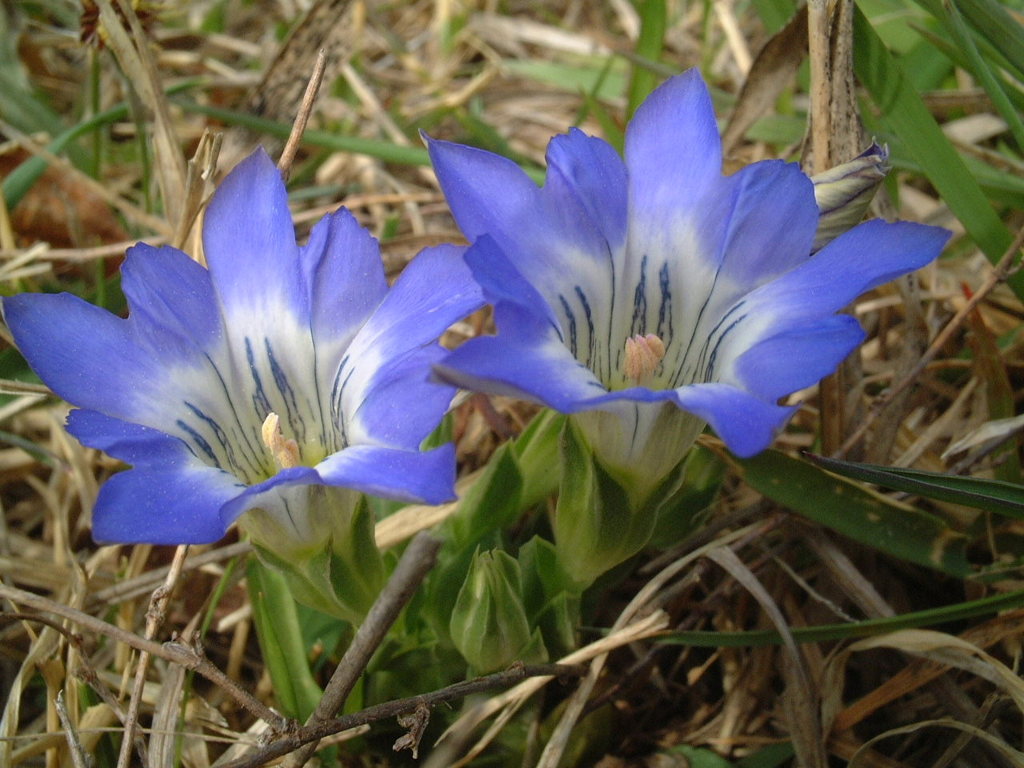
623, 333, 666, 386
261, 412, 301, 470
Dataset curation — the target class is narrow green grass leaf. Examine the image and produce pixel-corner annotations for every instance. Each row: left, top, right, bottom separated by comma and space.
660, 587, 1024, 647
852, 6, 1022, 299
887, 150, 1024, 208
2, 81, 197, 210
805, 454, 1024, 520
246, 558, 323, 720
175, 100, 547, 184
739, 450, 970, 575
503, 59, 628, 102
911, 25, 1024, 113
176, 100, 430, 165
750, 0, 798, 33
627, 0, 668, 118
914, 0, 1024, 149
736, 743, 796, 768
954, 0, 1024, 82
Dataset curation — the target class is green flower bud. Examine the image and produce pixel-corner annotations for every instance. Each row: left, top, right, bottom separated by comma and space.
811, 143, 890, 252
450, 549, 544, 673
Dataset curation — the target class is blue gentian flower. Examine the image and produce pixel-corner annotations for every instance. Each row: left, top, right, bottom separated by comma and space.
4, 148, 482, 545
427, 70, 948, 487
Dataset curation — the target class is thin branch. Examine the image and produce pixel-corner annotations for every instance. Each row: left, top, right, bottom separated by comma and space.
278, 48, 328, 180
219, 664, 587, 768
0, 583, 288, 731
285, 531, 442, 767
117, 544, 190, 768
55, 690, 90, 768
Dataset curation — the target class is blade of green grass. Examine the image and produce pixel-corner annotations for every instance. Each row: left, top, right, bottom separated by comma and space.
174, 100, 547, 184
627, 0, 668, 118
246, 558, 323, 720
913, 0, 1024, 149
951, 0, 1024, 82
805, 453, 1024, 520
503, 59, 628, 103
739, 450, 970, 575
660, 587, 1024, 647
2, 81, 197, 210
853, 5, 1022, 299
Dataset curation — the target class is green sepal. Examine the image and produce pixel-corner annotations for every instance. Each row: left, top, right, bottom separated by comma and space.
250, 494, 385, 623
510, 409, 565, 509
555, 418, 663, 590
519, 536, 579, 659
649, 444, 724, 547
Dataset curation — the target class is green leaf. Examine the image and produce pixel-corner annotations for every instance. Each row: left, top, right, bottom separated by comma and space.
627, 0, 668, 117
446, 441, 524, 549
805, 454, 1024, 520
503, 58, 628, 102
913, 0, 1024, 149
175, 99, 547, 184
736, 743, 796, 768
751, 0, 798, 34
739, 451, 970, 575
665, 745, 735, 767
661, 587, 1024, 647
2, 80, 197, 210
246, 558, 323, 720
954, 0, 1024, 82
852, 5, 1021, 299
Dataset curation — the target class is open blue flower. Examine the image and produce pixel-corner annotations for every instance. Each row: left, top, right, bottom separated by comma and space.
4, 148, 482, 545
428, 70, 948, 487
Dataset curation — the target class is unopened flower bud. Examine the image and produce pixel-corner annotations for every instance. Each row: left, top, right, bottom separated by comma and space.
450, 549, 540, 672
811, 143, 890, 252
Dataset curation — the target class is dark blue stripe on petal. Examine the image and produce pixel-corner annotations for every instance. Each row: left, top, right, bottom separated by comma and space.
245, 337, 273, 415
265, 338, 306, 444
558, 294, 579, 357
175, 419, 217, 462
574, 286, 596, 369
631, 254, 648, 337
202, 350, 266, 474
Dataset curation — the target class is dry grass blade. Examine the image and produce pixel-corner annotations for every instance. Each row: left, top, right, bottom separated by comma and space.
839, 226, 1024, 457
117, 544, 189, 768
219, 0, 357, 167
501, 525, 760, 768
93, 0, 186, 225
172, 131, 222, 253
440, 611, 670, 768
277, 49, 328, 181
849, 719, 1024, 767
706, 547, 826, 768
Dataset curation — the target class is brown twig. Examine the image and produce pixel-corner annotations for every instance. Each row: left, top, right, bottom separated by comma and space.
55, 690, 90, 768
277, 48, 328, 180
0, 583, 288, 731
116, 544, 190, 768
284, 531, 442, 767
836, 226, 1024, 458
219, 664, 587, 768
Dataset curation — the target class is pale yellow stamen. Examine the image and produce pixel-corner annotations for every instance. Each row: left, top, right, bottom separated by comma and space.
260, 412, 301, 469
624, 333, 666, 385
